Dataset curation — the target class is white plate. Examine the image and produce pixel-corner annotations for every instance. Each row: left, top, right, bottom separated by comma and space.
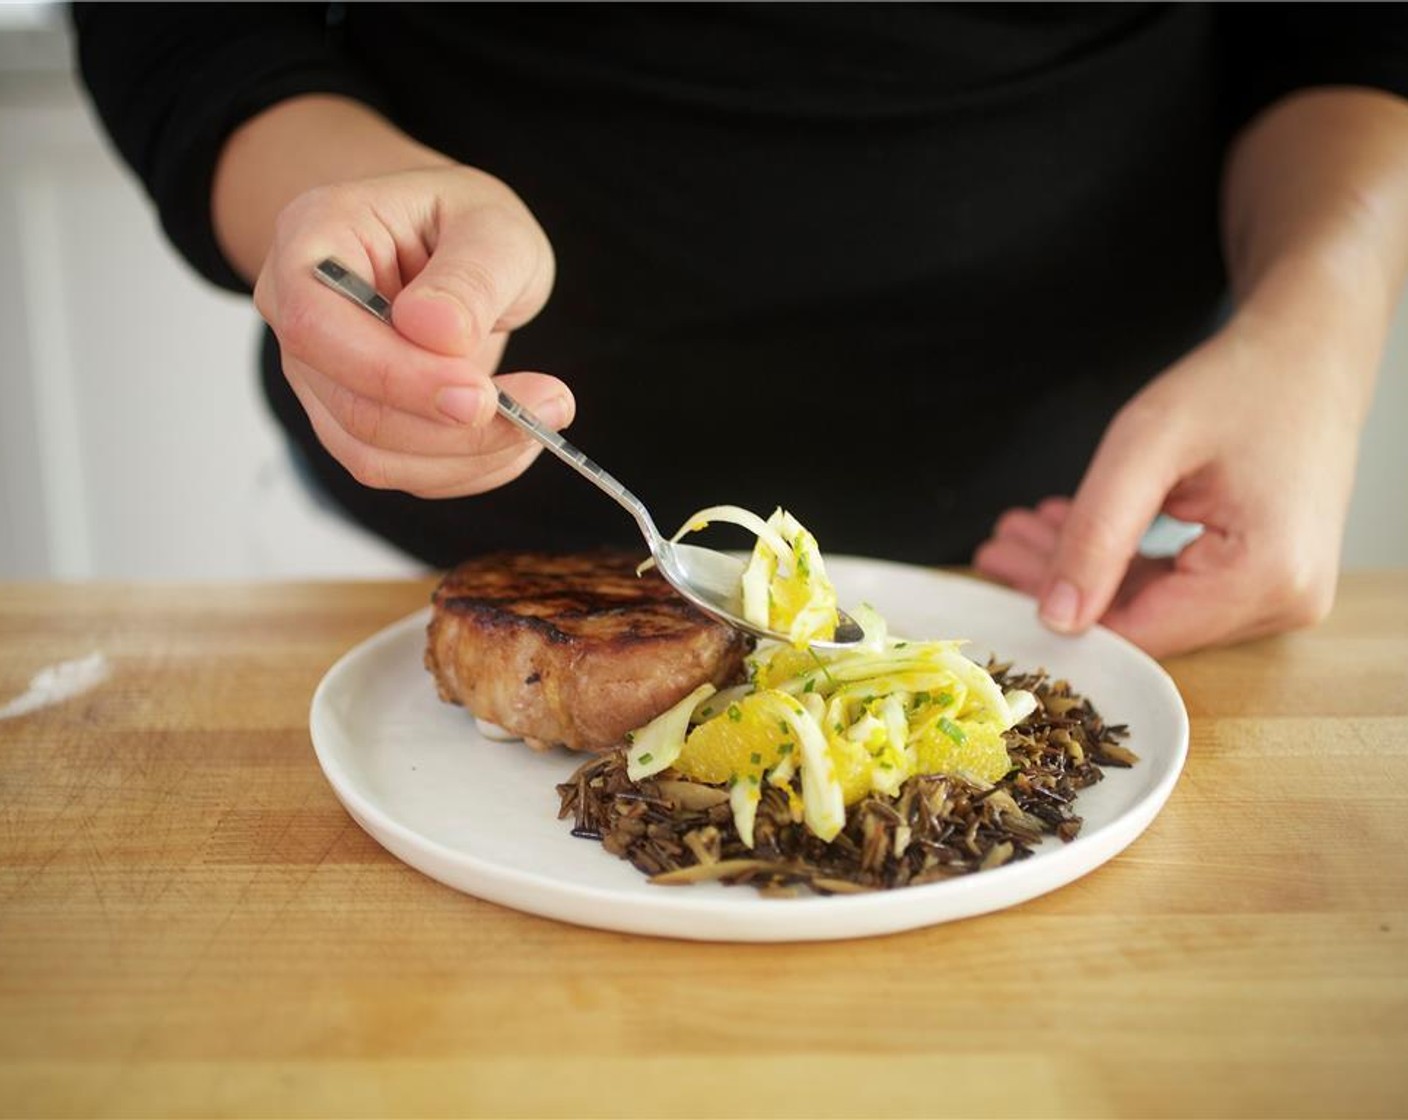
310, 557, 1188, 942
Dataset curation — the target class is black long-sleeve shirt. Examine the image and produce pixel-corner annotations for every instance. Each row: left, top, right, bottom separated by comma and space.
70, 3, 1408, 566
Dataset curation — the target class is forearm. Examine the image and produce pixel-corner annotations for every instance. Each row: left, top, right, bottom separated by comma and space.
212, 94, 454, 284
1221, 87, 1408, 423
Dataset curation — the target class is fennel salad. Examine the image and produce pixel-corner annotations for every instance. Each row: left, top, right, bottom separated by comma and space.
624, 505, 1038, 848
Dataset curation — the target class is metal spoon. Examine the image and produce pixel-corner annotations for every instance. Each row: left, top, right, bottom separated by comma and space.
312, 258, 865, 649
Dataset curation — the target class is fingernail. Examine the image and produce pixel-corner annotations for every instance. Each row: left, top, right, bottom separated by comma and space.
437, 385, 487, 425
1040, 579, 1080, 632
538, 395, 572, 429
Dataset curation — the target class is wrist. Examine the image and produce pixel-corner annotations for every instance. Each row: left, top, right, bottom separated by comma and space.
1220, 89, 1408, 427
1227, 245, 1391, 429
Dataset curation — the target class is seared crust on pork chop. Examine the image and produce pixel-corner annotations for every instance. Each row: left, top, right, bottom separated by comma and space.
425, 551, 751, 752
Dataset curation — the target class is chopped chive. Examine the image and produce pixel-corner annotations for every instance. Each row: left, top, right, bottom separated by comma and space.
778, 742, 794, 755
807, 649, 838, 688
938, 716, 967, 745
727, 704, 743, 723
750, 751, 762, 766
638, 751, 653, 764
803, 678, 816, 693
624, 731, 635, 744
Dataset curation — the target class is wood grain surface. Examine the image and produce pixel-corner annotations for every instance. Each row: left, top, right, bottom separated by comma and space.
1, 574, 1405, 1119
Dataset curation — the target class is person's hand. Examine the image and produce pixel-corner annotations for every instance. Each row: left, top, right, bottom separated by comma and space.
252, 164, 569, 498
973, 308, 1366, 657
977, 88, 1408, 658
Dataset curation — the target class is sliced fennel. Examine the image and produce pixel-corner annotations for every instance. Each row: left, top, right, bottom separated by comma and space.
626, 682, 717, 781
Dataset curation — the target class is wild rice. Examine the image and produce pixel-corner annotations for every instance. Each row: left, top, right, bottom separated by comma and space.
556, 659, 1134, 895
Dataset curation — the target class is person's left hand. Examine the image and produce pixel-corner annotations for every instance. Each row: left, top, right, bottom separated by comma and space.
972, 306, 1368, 658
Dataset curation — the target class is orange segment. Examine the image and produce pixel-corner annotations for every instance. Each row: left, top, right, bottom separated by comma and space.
675, 690, 797, 785
912, 717, 1011, 784
825, 734, 874, 806
768, 549, 838, 646
752, 647, 822, 690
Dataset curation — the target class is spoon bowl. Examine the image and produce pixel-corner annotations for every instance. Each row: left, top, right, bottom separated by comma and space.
655, 542, 865, 649
314, 258, 865, 651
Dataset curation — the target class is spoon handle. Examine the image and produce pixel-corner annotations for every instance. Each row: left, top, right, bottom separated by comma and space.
312, 258, 662, 547
492, 390, 660, 546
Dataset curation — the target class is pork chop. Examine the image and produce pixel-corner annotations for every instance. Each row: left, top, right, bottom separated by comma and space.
425, 551, 751, 752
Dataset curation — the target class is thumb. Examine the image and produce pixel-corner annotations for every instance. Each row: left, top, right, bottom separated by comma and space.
392, 210, 553, 358
1039, 408, 1186, 635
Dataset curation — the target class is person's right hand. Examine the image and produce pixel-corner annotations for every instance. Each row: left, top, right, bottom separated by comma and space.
252, 164, 570, 498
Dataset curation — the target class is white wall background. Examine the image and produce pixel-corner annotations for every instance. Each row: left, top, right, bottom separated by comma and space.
1, 9, 1405, 581
0, 8, 433, 581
